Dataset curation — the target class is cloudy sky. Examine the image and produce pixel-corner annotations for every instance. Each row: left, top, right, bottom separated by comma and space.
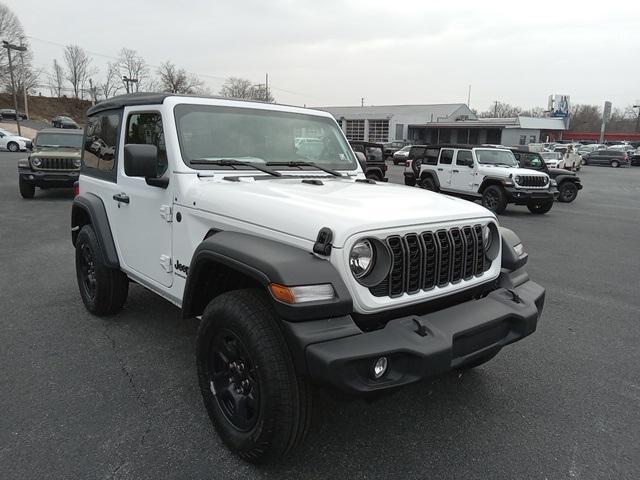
8, 0, 640, 112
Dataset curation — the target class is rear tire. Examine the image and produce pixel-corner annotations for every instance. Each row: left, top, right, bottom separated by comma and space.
481, 185, 508, 214
19, 177, 35, 199
611, 160, 619, 168
419, 175, 438, 192
196, 290, 312, 464
527, 200, 553, 214
558, 182, 578, 203
75, 225, 128, 315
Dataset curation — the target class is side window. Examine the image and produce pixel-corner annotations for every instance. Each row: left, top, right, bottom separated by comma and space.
439, 149, 454, 165
525, 153, 542, 168
125, 112, 168, 177
424, 148, 439, 165
82, 111, 121, 181
455, 150, 473, 166
409, 146, 425, 160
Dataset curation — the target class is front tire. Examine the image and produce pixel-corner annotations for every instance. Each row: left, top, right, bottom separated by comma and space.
419, 175, 438, 192
196, 290, 312, 463
527, 200, 553, 214
558, 182, 578, 203
19, 177, 35, 199
7, 142, 19, 152
75, 225, 128, 315
611, 160, 619, 168
481, 185, 508, 214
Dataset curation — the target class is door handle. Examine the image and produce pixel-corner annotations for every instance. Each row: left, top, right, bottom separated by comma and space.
437, 168, 443, 171
452, 169, 459, 173
113, 193, 130, 204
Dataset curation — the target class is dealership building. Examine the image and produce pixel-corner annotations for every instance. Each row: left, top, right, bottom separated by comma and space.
320, 103, 569, 146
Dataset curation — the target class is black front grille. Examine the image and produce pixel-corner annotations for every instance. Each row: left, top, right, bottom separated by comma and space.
370, 224, 489, 298
33, 157, 78, 170
516, 175, 547, 188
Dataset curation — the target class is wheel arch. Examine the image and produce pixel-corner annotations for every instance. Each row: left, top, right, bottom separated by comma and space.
182, 231, 353, 322
478, 177, 505, 193
71, 193, 119, 268
419, 170, 440, 188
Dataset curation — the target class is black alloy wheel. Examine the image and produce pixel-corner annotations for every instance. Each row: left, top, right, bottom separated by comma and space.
209, 329, 260, 432
79, 243, 97, 301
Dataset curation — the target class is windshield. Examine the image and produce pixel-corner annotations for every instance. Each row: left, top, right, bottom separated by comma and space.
475, 149, 518, 166
35, 132, 83, 149
174, 104, 357, 170
399, 146, 411, 152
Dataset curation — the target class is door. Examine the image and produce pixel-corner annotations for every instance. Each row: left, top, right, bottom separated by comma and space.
450, 149, 476, 192
436, 149, 455, 188
108, 111, 174, 288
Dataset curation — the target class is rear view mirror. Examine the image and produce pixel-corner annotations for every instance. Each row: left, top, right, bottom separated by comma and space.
124, 144, 159, 178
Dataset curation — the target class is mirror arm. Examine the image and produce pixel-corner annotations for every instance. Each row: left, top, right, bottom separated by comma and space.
146, 177, 169, 189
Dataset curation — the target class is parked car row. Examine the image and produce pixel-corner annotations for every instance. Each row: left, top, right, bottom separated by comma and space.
0, 108, 28, 120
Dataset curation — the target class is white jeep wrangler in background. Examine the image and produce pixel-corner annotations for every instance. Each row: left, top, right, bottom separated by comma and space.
71, 94, 545, 463
404, 144, 558, 214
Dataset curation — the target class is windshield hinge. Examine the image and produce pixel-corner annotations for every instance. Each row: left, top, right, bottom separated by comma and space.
160, 205, 172, 222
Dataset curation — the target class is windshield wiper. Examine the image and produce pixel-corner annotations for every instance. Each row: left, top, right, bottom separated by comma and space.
190, 159, 281, 177
265, 161, 343, 177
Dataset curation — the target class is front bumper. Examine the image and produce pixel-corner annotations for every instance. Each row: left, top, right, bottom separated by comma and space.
505, 187, 558, 204
283, 272, 544, 395
18, 168, 79, 187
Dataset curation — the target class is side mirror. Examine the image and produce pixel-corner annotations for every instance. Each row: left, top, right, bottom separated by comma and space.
124, 144, 159, 178
466, 161, 474, 168
355, 151, 367, 171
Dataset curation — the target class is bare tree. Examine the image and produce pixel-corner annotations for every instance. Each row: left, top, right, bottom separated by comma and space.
219, 77, 254, 99
157, 61, 204, 94
63, 44, 93, 99
99, 62, 121, 99
478, 101, 522, 118
219, 77, 274, 102
116, 48, 148, 92
0, 3, 37, 98
48, 59, 65, 97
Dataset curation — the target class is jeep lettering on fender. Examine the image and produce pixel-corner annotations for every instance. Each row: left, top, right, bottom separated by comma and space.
71, 93, 546, 463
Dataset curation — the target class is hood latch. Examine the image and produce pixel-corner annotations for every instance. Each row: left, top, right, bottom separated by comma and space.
313, 227, 333, 256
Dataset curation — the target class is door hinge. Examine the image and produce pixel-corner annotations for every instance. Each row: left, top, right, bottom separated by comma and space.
160, 255, 172, 273
160, 205, 172, 222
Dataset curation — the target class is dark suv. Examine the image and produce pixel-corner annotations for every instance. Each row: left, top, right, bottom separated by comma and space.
511, 149, 583, 203
17, 128, 84, 198
52, 115, 81, 129
349, 141, 388, 182
582, 149, 630, 168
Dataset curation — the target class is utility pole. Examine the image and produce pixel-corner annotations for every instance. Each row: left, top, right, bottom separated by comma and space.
634, 104, 640, 133
361, 97, 364, 107
494, 100, 498, 117
467, 85, 471, 108
2, 41, 27, 136
265, 73, 269, 102
122, 76, 138, 94
18, 41, 28, 119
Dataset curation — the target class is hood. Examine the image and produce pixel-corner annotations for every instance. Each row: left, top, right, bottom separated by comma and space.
30, 147, 81, 158
478, 164, 548, 177
548, 167, 576, 177
182, 175, 495, 247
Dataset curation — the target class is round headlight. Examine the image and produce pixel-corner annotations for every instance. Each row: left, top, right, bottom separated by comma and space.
31, 157, 41, 167
349, 239, 374, 279
515, 175, 522, 184
483, 225, 494, 250
74, 158, 82, 167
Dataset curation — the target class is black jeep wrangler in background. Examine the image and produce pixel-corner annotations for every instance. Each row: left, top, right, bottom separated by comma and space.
349, 140, 388, 182
511, 149, 583, 203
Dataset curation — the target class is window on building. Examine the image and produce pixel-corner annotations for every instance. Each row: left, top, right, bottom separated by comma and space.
395, 123, 404, 140
456, 129, 469, 144
368, 119, 389, 143
469, 129, 479, 144
519, 135, 527, 145
530, 135, 537, 143
345, 120, 365, 141
438, 129, 451, 143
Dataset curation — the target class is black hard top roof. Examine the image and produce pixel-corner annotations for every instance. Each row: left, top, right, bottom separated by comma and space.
87, 92, 303, 116
37, 128, 83, 135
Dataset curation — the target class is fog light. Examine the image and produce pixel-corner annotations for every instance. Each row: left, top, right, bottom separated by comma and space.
372, 356, 388, 379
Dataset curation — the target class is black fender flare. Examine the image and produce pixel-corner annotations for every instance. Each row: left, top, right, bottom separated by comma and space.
499, 227, 528, 272
479, 177, 506, 193
554, 174, 579, 186
182, 231, 353, 322
71, 193, 119, 268
365, 166, 384, 179
419, 169, 440, 188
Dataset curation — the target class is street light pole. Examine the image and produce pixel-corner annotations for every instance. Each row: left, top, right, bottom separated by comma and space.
122, 76, 139, 94
634, 105, 640, 133
2, 41, 27, 136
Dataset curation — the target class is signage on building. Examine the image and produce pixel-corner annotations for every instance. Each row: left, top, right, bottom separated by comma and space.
548, 94, 571, 118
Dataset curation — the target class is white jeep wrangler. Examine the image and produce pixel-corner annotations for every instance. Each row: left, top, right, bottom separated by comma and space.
404, 144, 558, 214
71, 94, 545, 463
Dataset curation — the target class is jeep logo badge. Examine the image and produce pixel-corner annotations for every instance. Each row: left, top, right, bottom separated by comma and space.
174, 260, 189, 274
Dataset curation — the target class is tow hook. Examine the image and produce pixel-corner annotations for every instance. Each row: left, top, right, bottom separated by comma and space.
506, 289, 522, 304
412, 318, 429, 337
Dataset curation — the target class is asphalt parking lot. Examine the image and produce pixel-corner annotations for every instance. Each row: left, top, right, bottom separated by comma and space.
1, 152, 639, 479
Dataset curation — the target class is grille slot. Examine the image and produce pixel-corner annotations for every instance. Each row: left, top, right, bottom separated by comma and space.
33, 157, 78, 170
370, 224, 490, 298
